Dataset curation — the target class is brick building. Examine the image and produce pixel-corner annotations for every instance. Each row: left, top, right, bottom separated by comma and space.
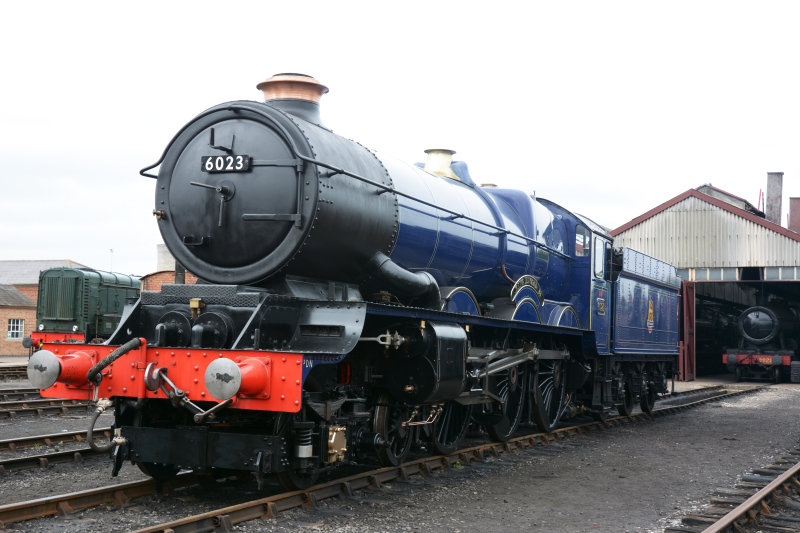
142, 245, 199, 291
0, 285, 35, 356
0, 260, 90, 356
141, 270, 198, 291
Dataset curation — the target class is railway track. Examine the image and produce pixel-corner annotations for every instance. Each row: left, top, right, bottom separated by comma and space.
0, 385, 762, 530
0, 427, 111, 452
0, 398, 89, 418
667, 448, 800, 532
0, 387, 42, 402
0, 428, 112, 474
0, 365, 28, 381
0, 446, 101, 473
0, 474, 204, 527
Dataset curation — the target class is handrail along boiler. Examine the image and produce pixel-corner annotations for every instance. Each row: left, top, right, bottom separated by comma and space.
28, 74, 681, 489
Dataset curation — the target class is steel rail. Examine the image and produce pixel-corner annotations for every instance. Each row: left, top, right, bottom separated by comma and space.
702, 460, 800, 533
0, 388, 41, 401
0, 427, 110, 452
130, 386, 763, 533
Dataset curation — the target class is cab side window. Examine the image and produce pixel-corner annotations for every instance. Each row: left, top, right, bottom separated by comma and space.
575, 225, 590, 257
593, 236, 605, 278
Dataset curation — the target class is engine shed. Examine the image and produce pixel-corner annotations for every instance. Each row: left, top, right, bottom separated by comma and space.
611, 175, 800, 380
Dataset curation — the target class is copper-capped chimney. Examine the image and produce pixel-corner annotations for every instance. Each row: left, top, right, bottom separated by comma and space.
256, 73, 328, 125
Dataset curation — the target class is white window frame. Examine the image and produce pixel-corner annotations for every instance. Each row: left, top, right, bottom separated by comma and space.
593, 236, 605, 279
7, 319, 24, 339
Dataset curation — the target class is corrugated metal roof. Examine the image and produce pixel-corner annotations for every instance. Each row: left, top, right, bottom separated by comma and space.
612, 188, 800, 243
0, 285, 35, 307
612, 194, 800, 269
0, 260, 89, 285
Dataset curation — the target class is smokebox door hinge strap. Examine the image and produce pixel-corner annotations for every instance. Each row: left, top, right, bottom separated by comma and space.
241, 214, 301, 222
251, 159, 304, 172
241, 158, 306, 227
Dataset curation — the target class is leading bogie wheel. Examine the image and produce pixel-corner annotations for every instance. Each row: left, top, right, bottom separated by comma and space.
132, 408, 179, 482
275, 466, 320, 491
373, 394, 413, 466
273, 414, 320, 491
136, 461, 180, 481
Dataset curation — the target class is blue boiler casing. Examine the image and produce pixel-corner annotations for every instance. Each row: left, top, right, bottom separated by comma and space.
380, 154, 576, 313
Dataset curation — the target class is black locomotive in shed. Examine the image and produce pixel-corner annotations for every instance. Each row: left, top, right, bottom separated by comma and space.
724, 299, 800, 382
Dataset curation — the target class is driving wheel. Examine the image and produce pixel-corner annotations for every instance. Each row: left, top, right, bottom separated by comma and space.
530, 359, 568, 432
484, 363, 526, 441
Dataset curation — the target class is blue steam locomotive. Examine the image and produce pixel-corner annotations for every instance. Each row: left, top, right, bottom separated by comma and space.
28, 74, 681, 490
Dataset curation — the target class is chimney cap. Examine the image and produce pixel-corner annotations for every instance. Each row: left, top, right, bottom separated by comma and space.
256, 73, 328, 103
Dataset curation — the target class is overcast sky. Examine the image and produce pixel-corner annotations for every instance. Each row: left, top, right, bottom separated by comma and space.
2, 1, 799, 277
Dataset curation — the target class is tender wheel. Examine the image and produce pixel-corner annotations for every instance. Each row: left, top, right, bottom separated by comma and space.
615, 379, 634, 417
639, 382, 657, 413
136, 461, 180, 481
484, 364, 526, 441
428, 400, 472, 455
374, 394, 413, 466
530, 359, 567, 432
274, 414, 319, 491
